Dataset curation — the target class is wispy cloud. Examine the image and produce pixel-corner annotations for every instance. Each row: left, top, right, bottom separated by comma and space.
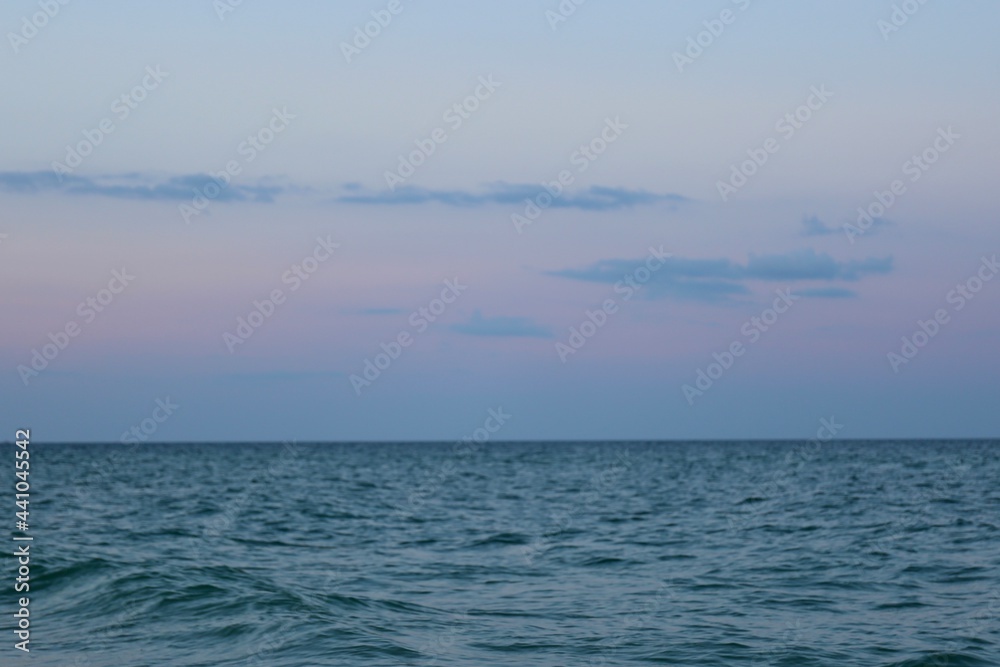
333, 183, 688, 211
744, 249, 892, 281
548, 249, 892, 303
0, 172, 687, 214
801, 215, 836, 236
802, 214, 892, 238
451, 310, 552, 339
0, 171, 284, 203
797, 287, 857, 298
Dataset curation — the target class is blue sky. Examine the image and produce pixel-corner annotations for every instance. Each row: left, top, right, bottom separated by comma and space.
2, 0, 999, 441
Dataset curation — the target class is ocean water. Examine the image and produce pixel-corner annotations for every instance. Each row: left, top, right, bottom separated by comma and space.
12, 440, 1000, 666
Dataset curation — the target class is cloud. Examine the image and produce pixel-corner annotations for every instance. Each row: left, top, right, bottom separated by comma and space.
0, 171, 283, 203
745, 249, 892, 281
802, 214, 893, 238
334, 183, 688, 211
550, 256, 751, 282
797, 287, 857, 298
548, 249, 892, 303
548, 257, 747, 303
451, 310, 552, 339
801, 215, 836, 236
0, 172, 686, 214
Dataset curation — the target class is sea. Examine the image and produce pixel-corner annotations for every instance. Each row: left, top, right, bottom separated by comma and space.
8, 440, 999, 666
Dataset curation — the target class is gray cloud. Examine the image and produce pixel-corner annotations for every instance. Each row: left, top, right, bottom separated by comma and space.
802, 214, 892, 238
745, 249, 892, 281
0, 171, 686, 214
801, 215, 836, 236
548, 249, 892, 303
0, 171, 283, 203
797, 287, 857, 298
333, 183, 688, 211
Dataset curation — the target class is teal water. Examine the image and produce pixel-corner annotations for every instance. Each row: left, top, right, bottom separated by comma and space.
9, 440, 1000, 666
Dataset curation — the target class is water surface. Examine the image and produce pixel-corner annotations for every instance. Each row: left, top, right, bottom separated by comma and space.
15, 440, 1000, 666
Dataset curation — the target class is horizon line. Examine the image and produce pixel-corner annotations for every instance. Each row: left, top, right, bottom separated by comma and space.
6, 437, 997, 446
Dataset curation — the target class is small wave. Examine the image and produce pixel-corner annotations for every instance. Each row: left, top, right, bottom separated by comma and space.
581, 556, 630, 567
468, 532, 531, 547
874, 600, 929, 610
884, 652, 992, 667
33, 557, 115, 587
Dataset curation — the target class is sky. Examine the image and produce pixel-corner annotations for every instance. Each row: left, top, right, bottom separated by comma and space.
2, 0, 999, 442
